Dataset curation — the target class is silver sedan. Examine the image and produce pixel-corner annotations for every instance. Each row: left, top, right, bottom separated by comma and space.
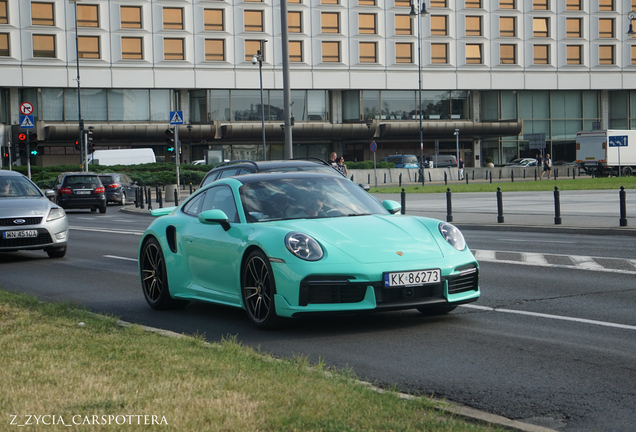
0, 171, 68, 258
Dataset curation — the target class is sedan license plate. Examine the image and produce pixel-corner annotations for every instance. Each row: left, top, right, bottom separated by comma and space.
3, 230, 38, 239
384, 269, 441, 287
76, 190, 90, 195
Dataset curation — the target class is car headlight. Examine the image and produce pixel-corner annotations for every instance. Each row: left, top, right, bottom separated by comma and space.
285, 232, 324, 261
47, 207, 66, 222
438, 222, 466, 251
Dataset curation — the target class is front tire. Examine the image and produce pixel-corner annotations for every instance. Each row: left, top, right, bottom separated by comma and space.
242, 250, 283, 329
46, 246, 67, 259
140, 237, 188, 310
121, 193, 126, 205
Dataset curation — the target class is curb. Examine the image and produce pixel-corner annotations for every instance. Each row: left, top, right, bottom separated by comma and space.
454, 223, 636, 237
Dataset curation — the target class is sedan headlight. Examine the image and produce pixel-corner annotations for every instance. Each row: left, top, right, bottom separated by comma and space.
47, 207, 66, 222
285, 232, 324, 261
438, 222, 466, 251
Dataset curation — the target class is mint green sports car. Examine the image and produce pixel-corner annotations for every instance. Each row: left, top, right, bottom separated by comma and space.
139, 172, 480, 329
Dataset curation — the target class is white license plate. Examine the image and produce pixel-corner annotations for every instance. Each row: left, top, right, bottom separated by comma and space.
3, 230, 38, 239
384, 269, 441, 287
76, 190, 90, 195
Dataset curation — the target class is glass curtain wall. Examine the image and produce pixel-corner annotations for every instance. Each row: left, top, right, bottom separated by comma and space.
360, 90, 469, 121
608, 91, 636, 130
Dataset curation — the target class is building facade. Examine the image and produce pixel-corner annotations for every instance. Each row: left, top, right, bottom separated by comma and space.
1, 0, 636, 167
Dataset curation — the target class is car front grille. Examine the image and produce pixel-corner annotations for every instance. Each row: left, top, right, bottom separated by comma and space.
0, 217, 42, 227
0, 229, 52, 248
299, 277, 367, 306
447, 267, 479, 294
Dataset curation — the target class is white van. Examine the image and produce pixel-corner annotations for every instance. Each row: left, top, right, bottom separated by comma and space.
88, 148, 156, 166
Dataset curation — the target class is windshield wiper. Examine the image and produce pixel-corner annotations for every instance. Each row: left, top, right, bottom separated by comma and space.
347, 213, 371, 217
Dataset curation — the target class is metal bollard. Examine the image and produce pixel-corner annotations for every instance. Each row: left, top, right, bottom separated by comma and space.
472, 170, 474, 181
368, 174, 371, 184
158, 188, 163, 208
446, 188, 453, 222
496, 187, 504, 223
554, 186, 562, 225
620, 186, 628, 227
511, 170, 514, 183
465, 174, 468, 184
134, 188, 139, 208
189, 183, 193, 194
573, 168, 576, 180
174, 189, 179, 206
399, 173, 402, 187
155, 185, 160, 203
535, 169, 538, 181
444, 171, 447, 185
139, 186, 145, 209
400, 188, 406, 215
489, 171, 492, 183
428, 172, 432, 182
147, 187, 152, 211
384, 173, 386, 184
499, 169, 502, 180
555, 168, 558, 180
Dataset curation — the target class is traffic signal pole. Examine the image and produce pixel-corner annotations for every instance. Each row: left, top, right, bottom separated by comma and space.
26, 133, 31, 179
175, 126, 180, 192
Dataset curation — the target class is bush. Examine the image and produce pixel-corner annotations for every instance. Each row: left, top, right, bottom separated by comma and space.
345, 160, 395, 170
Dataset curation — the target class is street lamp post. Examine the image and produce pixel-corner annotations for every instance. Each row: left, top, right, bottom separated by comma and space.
252, 49, 266, 160
70, 0, 84, 171
410, 1, 428, 185
454, 128, 459, 179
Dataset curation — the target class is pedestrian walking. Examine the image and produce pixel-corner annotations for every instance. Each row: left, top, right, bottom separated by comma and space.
458, 158, 465, 180
541, 153, 552, 179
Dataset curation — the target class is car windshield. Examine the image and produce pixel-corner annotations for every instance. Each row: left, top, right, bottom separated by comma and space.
404, 156, 418, 164
99, 176, 115, 185
239, 176, 388, 222
0, 176, 42, 198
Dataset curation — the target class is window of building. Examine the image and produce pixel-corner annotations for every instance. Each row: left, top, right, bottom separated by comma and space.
632, 46, 636, 64
205, 39, 224, 61
566, 18, 581, 38
533, 18, 549, 38
289, 40, 302, 62
533, 0, 548, 10
599, 0, 614, 11
465, 0, 481, 8
499, 0, 515, 8
121, 6, 142, 29
395, 15, 412, 35
359, 42, 376, 62
0, 33, 8, 56
359, 0, 375, 5
245, 40, 264, 61
431, 43, 448, 63
77, 5, 98, 27
430, 15, 447, 35
395, 0, 410, 6
288, 0, 301, 3
500, 44, 516, 64
599, 19, 614, 38
359, 14, 376, 34
0, 1, 7, 24
245, 0, 262, 2
599, 45, 614, 64
566, 45, 582, 64
533, 44, 549, 64
466, 16, 482, 36
288, 11, 301, 33
122, 37, 142, 59
244, 11, 263, 32
321, 12, 339, 33
500, 17, 515, 37
164, 38, 184, 60
466, 44, 482, 63
32, 2, 54, 26
204, 10, 223, 31
322, 41, 340, 62
395, 42, 412, 63
33, 34, 55, 57
430, 0, 447, 6
163, 8, 183, 30
566, 0, 581, 10
321, 0, 338, 4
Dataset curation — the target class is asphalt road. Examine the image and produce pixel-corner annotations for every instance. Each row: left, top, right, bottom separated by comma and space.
1, 207, 635, 432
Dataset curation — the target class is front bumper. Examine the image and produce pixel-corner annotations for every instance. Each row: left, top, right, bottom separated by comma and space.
59, 195, 105, 209
0, 218, 69, 253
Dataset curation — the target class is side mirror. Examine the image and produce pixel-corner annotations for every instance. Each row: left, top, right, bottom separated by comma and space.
382, 200, 401, 214
198, 209, 231, 231
45, 190, 55, 200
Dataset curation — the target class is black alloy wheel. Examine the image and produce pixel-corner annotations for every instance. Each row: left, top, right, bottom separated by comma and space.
140, 237, 188, 310
242, 250, 283, 329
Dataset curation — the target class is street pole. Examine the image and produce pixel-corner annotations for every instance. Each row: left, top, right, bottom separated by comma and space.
253, 49, 266, 160
411, 1, 427, 185
454, 128, 459, 179
71, 0, 84, 172
280, 0, 293, 159
175, 126, 180, 192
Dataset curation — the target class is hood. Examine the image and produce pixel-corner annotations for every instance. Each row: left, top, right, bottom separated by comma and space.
0, 197, 52, 218
275, 215, 444, 264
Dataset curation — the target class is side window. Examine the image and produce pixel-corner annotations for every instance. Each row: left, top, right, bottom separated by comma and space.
201, 185, 238, 223
236, 168, 253, 176
202, 171, 220, 187
182, 193, 206, 216
218, 168, 239, 179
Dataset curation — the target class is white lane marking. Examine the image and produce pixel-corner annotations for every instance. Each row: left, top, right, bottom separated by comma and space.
461, 304, 636, 331
104, 255, 137, 262
498, 238, 577, 244
474, 249, 636, 275
70, 226, 144, 236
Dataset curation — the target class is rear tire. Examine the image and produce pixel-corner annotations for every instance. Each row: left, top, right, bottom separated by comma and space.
99, 204, 107, 214
623, 167, 633, 177
46, 246, 67, 259
140, 237, 188, 310
416, 304, 458, 316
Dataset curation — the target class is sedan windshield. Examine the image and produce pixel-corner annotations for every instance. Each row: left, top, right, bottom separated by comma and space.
0, 176, 42, 198
240, 176, 388, 222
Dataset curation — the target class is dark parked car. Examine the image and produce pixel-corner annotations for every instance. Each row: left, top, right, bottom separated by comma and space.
0, 170, 69, 258
52, 172, 107, 213
99, 173, 137, 205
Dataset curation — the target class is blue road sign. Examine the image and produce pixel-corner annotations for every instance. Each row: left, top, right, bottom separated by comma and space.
370, 141, 377, 152
20, 115, 35, 129
169, 111, 184, 125
609, 135, 628, 147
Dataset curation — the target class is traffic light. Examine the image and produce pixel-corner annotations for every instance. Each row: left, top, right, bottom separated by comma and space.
18, 133, 26, 144
28, 132, 38, 156
165, 128, 175, 153
87, 129, 94, 152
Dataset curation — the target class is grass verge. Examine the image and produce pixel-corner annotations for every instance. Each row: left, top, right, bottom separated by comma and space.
369, 176, 636, 194
0, 290, 503, 432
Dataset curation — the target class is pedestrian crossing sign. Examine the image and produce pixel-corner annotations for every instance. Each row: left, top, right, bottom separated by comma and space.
170, 111, 184, 125
20, 115, 35, 129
